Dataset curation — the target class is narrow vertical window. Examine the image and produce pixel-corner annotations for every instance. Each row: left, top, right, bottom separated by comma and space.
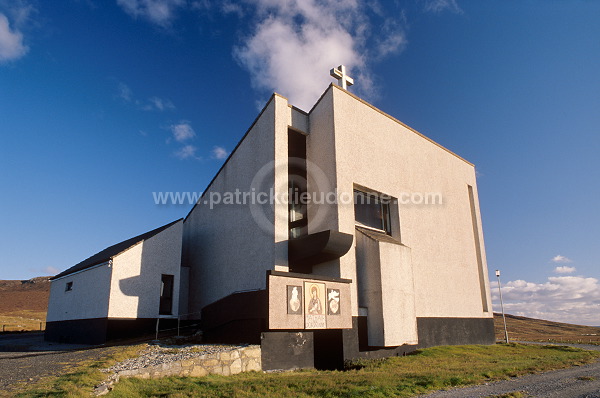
468, 185, 489, 312
288, 129, 308, 239
65, 281, 73, 292
159, 274, 174, 315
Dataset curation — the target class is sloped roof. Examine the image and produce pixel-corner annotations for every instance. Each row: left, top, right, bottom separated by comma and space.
51, 219, 182, 280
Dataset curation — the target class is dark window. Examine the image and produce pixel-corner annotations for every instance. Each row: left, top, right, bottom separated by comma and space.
288, 129, 308, 239
65, 281, 73, 292
354, 190, 391, 234
159, 274, 174, 315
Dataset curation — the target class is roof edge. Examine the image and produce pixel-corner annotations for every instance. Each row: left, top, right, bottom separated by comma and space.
184, 93, 279, 221
330, 84, 474, 167
51, 218, 183, 280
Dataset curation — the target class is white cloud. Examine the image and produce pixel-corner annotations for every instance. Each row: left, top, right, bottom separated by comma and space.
0, 13, 28, 63
221, 1, 243, 17
144, 96, 175, 111
43, 266, 59, 275
233, 0, 407, 110
170, 121, 195, 142
552, 254, 572, 263
117, 0, 185, 27
491, 275, 600, 326
190, 0, 211, 12
28, 265, 59, 276
554, 266, 576, 274
375, 17, 408, 60
211, 146, 228, 160
117, 83, 175, 111
117, 1, 408, 108
118, 82, 133, 101
422, 0, 463, 14
174, 144, 198, 159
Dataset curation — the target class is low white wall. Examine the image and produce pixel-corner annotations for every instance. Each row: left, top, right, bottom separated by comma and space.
46, 263, 112, 322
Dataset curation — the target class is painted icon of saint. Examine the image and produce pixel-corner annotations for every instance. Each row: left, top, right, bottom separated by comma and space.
308, 285, 323, 315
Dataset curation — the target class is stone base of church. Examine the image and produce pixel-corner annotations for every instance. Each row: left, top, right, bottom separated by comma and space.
340, 316, 495, 363
45, 318, 178, 345
415, 317, 496, 347
260, 331, 315, 371
45, 318, 109, 345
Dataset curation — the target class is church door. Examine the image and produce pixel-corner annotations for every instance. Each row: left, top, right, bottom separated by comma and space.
159, 274, 174, 315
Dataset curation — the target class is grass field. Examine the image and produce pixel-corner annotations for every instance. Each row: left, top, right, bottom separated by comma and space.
494, 313, 600, 344
0, 311, 46, 332
16, 343, 600, 398
0, 277, 49, 332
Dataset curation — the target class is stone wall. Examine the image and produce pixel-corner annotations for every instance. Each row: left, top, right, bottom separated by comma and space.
117, 345, 261, 379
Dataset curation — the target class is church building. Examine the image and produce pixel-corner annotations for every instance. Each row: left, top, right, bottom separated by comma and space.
46, 67, 495, 370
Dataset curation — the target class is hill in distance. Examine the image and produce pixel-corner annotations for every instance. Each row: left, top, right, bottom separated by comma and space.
0, 276, 598, 342
494, 313, 600, 344
0, 277, 51, 331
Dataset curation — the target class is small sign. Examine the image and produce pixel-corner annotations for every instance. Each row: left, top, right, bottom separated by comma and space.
287, 285, 302, 315
305, 314, 327, 329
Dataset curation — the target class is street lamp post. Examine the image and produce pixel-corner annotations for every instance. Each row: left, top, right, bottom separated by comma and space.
495, 269, 509, 344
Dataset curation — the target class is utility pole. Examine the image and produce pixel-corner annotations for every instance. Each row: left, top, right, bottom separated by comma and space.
495, 269, 509, 343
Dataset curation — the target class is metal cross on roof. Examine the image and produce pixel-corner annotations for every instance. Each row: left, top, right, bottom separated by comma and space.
330, 65, 354, 90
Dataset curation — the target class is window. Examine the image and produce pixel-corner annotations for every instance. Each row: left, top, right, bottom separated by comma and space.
354, 189, 391, 234
288, 129, 308, 239
159, 274, 174, 315
65, 281, 73, 292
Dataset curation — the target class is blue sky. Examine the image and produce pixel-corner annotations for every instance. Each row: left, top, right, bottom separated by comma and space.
1, 0, 599, 325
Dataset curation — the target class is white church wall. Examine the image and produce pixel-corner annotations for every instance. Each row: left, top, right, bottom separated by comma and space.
46, 262, 112, 322
108, 221, 182, 319
184, 94, 291, 314
306, 87, 339, 236
378, 239, 418, 345
327, 86, 492, 320
305, 88, 361, 319
355, 231, 418, 346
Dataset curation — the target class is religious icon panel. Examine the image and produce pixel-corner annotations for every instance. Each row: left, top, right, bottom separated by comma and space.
327, 288, 340, 315
287, 285, 302, 315
304, 281, 326, 329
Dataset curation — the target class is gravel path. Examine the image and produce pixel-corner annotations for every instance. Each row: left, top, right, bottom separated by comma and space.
419, 343, 600, 398
106, 343, 246, 373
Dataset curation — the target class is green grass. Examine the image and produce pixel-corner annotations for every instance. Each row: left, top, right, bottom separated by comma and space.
104, 344, 599, 398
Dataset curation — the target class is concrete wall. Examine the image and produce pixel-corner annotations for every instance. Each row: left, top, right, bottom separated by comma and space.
355, 231, 418, 346
184, 94, 291, 315
109, 221, 183, 319
307, 85, 492, 320
46, 263, 112, 322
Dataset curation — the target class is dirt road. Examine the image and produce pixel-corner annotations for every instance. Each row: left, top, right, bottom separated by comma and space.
0, 333, 117, 396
